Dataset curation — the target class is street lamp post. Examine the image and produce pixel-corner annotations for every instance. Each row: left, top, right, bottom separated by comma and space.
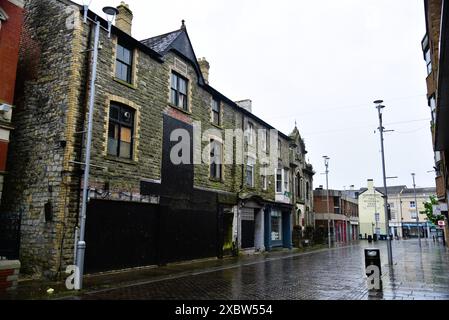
411, 173, 421, 247
75, 4, 118, 290
323, 156, 331, 248
374, 100, 393, 266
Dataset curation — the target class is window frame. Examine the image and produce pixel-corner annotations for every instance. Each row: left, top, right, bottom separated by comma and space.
271, 210, 283, 241
115, 42, 133, 84
211, 98, 221, 126
425, 47, 432, 75
246, 122, 255, 145
209, 139, 223, 180
107, 103, 135, 159
422, 34, 432, 75
429, 95, 436, 124
261, 165, 268, 191
246, 157, 255, 188
284, 169, 289, 193
170, 71, 189, 111
296, 174, 301, 199
306, 181, 310, 200
276, 168, 283, 194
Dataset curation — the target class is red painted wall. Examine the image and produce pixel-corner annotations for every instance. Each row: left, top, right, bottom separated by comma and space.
0, 140, 8, 171
0, 0, 24, 104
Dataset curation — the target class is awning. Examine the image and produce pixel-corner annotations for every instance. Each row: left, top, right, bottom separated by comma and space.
401, 222, 428, 228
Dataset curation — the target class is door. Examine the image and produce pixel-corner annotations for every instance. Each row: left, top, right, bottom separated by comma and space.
241, 208, 255, 249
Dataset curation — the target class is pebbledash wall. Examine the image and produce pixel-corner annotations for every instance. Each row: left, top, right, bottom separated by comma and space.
2, 0, 313, 278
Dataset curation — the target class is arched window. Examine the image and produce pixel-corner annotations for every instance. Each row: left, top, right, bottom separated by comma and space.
296, 173, 301, 198
306, 181, 310, 200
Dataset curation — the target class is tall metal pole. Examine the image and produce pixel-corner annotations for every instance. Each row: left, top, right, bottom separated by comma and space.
76, 20, 101, 290
412, 173, 421, 247
375, 100, 393, 266
324, 156, 331, 248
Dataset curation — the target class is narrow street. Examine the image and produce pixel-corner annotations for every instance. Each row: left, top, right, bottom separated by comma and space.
76, 239, 449, 300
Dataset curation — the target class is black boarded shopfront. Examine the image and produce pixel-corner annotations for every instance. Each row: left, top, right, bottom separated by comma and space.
84, 114, 225, 273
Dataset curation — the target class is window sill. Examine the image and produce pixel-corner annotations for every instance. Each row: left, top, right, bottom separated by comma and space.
168, 103, 191, 115
209, 177, 224, 183
105, 155, 138, 165
210, 122, 223, 130
113, 77, 137, 90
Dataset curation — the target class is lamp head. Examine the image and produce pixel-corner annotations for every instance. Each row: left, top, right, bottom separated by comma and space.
374, 100, 384, 105
103, 6, 119, 22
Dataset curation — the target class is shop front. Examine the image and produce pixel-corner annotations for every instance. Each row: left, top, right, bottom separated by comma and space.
264, 205, 292, 251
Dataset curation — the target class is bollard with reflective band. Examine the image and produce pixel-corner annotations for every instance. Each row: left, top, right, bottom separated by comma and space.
364, 248, 382, 291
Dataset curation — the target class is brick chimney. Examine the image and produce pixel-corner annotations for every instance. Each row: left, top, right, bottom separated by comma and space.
116, 2, 133, 35
198, 57, 210, 84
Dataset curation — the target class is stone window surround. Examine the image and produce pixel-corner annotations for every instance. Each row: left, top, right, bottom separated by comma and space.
167, 57, 194, 115
210, 97, 223, 128
111, 36, 139, 89
103, 95, 141, 162
260, 164, 268, 191
245, 121, 255, 146
245, 153, 257, 189
208, 135, 224, 182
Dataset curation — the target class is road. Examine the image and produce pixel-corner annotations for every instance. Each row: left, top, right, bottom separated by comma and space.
78, 239, 449, 300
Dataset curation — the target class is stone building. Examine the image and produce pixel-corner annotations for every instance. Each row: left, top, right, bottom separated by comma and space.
386, 187, 435, 239
357, 179, 389, 239
289, 125, 314, 231
1, 0, 313, 278
0, 0, 24, 203
357, 180, 435, 240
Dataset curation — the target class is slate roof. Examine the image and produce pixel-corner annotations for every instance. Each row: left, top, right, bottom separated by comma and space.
401, 187, 436, 195
139, 26, 294, 141
141, 29, 183, 54
359, 185, 405, 196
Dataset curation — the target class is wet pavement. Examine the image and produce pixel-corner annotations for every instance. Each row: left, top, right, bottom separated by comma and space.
74, 239, 449, 300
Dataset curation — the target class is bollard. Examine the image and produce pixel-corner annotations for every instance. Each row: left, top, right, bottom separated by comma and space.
365, 248, 382, 291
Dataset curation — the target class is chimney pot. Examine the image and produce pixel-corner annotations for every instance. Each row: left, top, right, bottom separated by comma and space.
198, 57, 210, 84
116, 2, 133, 35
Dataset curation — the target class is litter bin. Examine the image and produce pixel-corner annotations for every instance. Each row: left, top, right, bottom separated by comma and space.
373, 234, 378, 242
364, 248, 381, 276
367, 235, 372, 243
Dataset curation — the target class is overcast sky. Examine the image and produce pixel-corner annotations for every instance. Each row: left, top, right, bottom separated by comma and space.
76, 0, 434, 191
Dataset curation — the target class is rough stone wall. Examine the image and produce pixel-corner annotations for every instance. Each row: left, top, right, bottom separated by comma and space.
2, 0, 83, 278
239, 116, 276, 202
2, 0, 309, 278
84, 31, 168, 197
